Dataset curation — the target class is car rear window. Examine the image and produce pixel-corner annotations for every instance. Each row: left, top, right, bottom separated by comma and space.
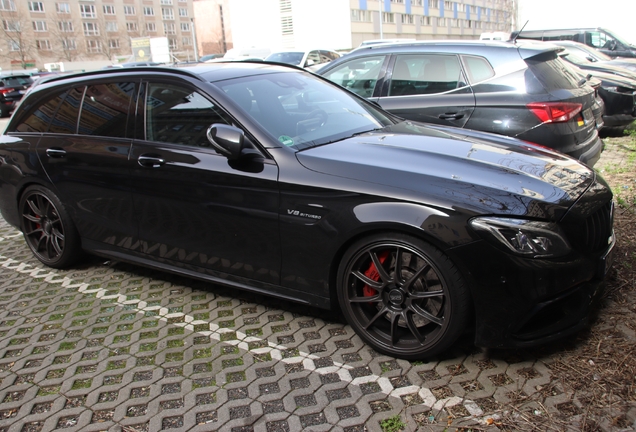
525, 52, 581, 91
0, 76, 34, 87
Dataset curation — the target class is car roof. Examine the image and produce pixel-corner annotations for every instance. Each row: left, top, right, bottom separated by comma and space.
344, 39, 561, 62
30, 61, 303, 88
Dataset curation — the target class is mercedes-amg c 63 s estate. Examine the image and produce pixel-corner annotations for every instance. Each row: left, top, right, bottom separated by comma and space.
0, 62, 615, 359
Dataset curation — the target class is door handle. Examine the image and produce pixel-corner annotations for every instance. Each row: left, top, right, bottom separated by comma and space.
438, 113, 464, 120
45, 148, 66, 158
138, 155, 165, 168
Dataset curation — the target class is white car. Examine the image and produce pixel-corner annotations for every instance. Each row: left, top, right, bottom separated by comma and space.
265, 49, 341, 71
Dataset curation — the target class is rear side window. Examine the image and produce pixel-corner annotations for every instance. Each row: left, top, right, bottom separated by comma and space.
49, 87, 83, 134
14, 90, 66, 133
461, 55, 495, 84
525, 52, 581, 92
78, 83, 135, 137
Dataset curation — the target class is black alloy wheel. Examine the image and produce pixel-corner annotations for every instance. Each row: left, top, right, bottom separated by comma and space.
19, 185, 81, 268
337, 233, 470, 359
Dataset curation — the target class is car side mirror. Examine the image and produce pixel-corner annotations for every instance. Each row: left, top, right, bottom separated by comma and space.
206, 124, 245, 160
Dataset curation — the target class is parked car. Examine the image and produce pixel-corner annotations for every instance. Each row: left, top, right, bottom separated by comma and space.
104, 61, 163, 69
265, 49, 341, 71
0, 73, 34, 117
511, 27, 636, 58
316, 40, 604, 167
0, 63, 614, 359
359, 38, 416, 47
199, 54, 223, 62
549, 41, 636, 74
558, 50, 636, 133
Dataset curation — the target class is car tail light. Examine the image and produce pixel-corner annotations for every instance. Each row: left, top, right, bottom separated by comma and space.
526, 102, 582, 124
1, 88, 15, 96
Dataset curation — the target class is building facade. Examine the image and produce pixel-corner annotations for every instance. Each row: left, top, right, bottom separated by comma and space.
0, 0, 196, 72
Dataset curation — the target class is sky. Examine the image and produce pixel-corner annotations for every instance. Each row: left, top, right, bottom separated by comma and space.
517, 0, 636, 44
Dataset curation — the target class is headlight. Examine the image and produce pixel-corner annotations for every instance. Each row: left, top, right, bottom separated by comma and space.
469, 217, 571, 258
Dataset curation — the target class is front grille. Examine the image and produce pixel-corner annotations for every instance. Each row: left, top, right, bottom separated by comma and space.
581, 201, 614, 254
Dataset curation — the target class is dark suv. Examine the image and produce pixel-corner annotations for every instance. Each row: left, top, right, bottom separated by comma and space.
0, 74, 34, 117
316, 40, 604, 167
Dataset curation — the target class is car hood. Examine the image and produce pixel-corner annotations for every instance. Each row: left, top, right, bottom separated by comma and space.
296, 122, 596, 220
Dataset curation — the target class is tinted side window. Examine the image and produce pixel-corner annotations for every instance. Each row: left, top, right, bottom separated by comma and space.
145, 82, 230, 147
389, 54, 464, 96
78, 83, 135, 137
321, 55, 387, 97
14, 90, 66, 133
525, 52, 580, 92
49, 87, 83, 134
461, 55, 494, 84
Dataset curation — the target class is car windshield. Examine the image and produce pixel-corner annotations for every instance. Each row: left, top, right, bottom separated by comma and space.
571, 44, 613, 61
265, 52, 305, 66
561, 51, 592, 66
215, 71, 395, 150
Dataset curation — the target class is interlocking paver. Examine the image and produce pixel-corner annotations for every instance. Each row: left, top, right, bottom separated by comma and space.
0, 140, 634, 431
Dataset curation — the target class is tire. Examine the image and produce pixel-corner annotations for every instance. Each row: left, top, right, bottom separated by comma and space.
337, 233, 471, 360
19, 185, 82, 269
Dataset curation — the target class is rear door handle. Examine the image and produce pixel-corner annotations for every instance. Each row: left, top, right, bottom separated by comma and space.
46, 148, 66, 158
438, 113, 464, 120
138, 155, 165, 168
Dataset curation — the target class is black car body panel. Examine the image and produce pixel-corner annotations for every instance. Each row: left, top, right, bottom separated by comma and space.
316, 40, 604, 167
0, 64, 615, 357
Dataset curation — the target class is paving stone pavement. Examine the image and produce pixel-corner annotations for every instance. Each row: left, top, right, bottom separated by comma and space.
0, 134, 634, 432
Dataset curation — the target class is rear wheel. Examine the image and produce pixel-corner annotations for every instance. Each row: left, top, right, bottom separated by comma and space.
19, 185, 82, 268
337, 233, 471, 360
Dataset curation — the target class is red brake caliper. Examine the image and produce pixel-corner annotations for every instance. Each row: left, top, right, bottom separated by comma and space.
363, 250, 389, 297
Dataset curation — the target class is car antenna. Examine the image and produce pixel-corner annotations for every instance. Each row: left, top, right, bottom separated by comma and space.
511, 20, 529, 43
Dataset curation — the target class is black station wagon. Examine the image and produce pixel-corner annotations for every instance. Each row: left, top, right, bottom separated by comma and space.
316, 40, 604, 167
0, 63, 615, 359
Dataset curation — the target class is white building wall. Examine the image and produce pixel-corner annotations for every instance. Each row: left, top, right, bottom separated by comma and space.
227, 0, 352, 52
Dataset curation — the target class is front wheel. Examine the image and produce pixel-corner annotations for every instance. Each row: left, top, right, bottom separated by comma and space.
337, 233, 471, 360
19, 185, 82, 268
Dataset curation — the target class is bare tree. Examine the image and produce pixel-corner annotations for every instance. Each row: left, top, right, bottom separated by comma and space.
48, 17, 84, 62
0, 6, 37, 69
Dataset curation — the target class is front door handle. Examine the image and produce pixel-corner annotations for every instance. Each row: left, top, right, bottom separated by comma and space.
138, 155, 165, 168
46, 148, 66, 158
438, 113, 464, 120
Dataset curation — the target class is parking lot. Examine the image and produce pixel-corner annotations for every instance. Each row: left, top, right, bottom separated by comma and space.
0, 115, 634, 432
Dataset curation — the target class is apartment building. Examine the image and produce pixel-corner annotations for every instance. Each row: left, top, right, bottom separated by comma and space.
0, 0, 195, 71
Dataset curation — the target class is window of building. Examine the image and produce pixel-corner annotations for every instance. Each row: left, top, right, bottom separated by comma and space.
180, 22, 190, 31
103, 5, 115, 15
146, 22, 156, 32
32, 21, 47, 32
36, 40, 51, 50
58, 21, 73, 32
105, 21, 118, 32
450, 18, 458, 27
83, 22, 99, 36
182, 36, 191, 46
162, 8, 174, 20
412, 0, 422, 5
9, 40, 20, 51
168, 38, 177, 49
178, 8, 187, 17
444, 1, 453, 9
401, 14, 414, 24
429, 0, 439, 9
391, 0, 404, 3
124, 6, 135, 15
126, 22, 138, 32
161, 0, 173, 5
3, 20, 19, 32
351, 9, 371, 22
144, 7, 154, 16
109, 39, 120, 49
87, 40, 101, 53
382, 12, 394, 23
281, 16, 293, 36
80, 4, 96, 18
0, 0, 16, 11
62, 38, 76, 50
420, 16, 431, 25
56, 3, 70, 13
438, 17, 445, 26
164, 23, 175, 34
28, 1, 44, 12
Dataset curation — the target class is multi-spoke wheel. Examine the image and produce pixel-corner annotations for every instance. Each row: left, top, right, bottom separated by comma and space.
19, 185, 81, 268
337, 233, 470, 359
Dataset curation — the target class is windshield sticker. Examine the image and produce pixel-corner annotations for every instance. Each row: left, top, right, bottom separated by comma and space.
278, 135, 294, 146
